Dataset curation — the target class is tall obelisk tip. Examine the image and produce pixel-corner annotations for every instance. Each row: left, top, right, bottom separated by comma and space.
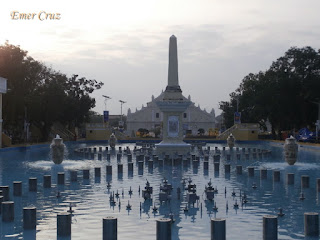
163, 35, 183, 100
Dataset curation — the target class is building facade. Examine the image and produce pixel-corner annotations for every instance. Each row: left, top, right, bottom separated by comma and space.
126, 91, 215, 137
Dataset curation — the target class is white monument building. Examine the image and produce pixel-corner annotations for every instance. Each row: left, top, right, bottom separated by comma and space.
126, 36, 215, 137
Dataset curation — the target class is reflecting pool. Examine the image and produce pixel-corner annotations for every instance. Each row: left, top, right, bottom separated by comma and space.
0, 141, 319, 239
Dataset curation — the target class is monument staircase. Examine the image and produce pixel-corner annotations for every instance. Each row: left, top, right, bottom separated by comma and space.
217, 124, 238, 140
217, 123, 260, 140
51, 123, 76, 141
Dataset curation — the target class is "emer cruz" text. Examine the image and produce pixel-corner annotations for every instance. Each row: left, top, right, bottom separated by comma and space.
11, 11, 61, 21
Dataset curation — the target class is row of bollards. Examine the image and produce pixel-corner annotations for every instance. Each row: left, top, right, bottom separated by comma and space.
1, 201, 36, 229
3, 169, 319, 200
51, 213, 314, 240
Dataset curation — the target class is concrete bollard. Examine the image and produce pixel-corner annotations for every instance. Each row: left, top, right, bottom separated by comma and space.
157, 218, 171, 240
103, 216, 117, 240
70, 171, 78, 182
236, 165, 242, 175
301, 175, 310, 188
118, 164, 123, 174
95, 167, 101, 178
248, 167, 254, 177
13, 181, 22, 196
138, 161, 144, 169
224, 164, 230, 174
287, 173, 294, 185
214, 163, 220, 172
148, 160, 154, 169
263, 215, 278, 240
211, 218, 226, 240
204, 161, 209, 170
317, 179, 320, 192
0, 186, 10, 201
57, 213, 71, 236
273, 171, 280, 182
23, 207, 37, 229
43, 175, 51, 188
304, 212, 319, 237
106, 165, 112, 175
2, 201, 14, 222
29, 178, 37, 192
128, 162, 133, 172
213, 155, 221, 162
57, 172, 65, 185
260, 169, 267, 179
83, 169, 90, 179
193, 160, 199, 168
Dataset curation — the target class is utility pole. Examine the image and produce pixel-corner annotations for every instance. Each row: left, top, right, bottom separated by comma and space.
102, 95, 111, 125
312, 101, 320, 143
119, 100, 126, 130
102, 95, 111, 111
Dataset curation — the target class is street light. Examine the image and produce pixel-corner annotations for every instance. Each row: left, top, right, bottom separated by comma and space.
102, 95, 111, 111
119, 100, 126, 130
119, 100, 126, 121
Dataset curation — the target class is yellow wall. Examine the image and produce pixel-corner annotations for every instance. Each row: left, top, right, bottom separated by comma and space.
219, 123, 260, 141
86, 129, 112, 141
231, 128, 259, 141
2, 133, 12, 147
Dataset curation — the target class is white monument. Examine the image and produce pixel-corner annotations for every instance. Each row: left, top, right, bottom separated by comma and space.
155, 35, 191, 156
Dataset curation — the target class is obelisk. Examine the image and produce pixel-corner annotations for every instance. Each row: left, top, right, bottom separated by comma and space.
163, 35, 183, 101
156, 35, 191, 156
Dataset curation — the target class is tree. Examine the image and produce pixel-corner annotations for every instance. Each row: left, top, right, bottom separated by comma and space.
220, 46, 320, 139
0, 42, 104, 142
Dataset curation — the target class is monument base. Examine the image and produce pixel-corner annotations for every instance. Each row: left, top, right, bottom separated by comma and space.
155, 142, 191, 157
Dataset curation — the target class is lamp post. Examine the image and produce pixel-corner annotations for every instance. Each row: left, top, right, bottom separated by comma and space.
102, 95, 111, 126
119, 100, 126, 130
312, 101, 320, 143
102, 95, 111, 111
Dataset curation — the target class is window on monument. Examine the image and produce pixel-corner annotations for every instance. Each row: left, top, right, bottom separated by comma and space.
184, 113, 187, 118
156, 113, 159, 118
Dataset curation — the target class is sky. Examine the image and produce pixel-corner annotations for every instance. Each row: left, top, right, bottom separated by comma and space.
1, 0, 320, 116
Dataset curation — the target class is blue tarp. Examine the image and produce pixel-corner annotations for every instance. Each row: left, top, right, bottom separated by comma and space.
296, 128, 319, 142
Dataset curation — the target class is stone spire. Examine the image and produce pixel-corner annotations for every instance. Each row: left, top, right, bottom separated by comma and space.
163, 35, 183, 100
167, 35, 180, 89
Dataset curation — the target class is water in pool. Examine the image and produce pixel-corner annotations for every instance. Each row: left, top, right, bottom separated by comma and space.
0, 141, 319, 239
